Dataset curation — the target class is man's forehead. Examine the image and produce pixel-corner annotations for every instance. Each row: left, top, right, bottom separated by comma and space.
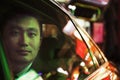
5, 16, 40, 29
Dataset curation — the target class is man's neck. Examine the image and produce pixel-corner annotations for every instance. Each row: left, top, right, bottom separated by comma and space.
9, 61, 32, 75
16, 63, 32, 77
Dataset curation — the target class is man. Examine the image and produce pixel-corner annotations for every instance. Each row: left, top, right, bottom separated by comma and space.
0, 8, 43, 80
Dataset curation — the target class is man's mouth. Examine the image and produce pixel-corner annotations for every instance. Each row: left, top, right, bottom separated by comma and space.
17, 50, 31, 55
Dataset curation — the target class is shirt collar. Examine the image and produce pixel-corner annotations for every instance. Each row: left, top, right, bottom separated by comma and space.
16, 63, 32, 77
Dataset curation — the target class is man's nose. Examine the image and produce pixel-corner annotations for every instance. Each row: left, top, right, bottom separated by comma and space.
19, 33, 29, 47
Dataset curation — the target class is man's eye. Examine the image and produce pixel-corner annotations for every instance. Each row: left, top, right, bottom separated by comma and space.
10, 30, 20, 36
28, 32, 37, 38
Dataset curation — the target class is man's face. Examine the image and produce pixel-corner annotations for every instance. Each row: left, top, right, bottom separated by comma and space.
3, 16, 41, 64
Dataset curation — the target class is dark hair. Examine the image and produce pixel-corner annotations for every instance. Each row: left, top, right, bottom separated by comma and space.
0, 7, 42, 36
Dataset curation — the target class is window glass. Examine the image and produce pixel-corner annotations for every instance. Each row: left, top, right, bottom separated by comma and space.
34, 1, 106, 79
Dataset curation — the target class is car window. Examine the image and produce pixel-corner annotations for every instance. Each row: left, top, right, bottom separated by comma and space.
30, 0, 107, 79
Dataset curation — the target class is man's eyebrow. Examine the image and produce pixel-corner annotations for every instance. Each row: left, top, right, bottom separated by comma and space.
8, 26, 39, 32
8, 26, 21, 30
27, 28, 39, 32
